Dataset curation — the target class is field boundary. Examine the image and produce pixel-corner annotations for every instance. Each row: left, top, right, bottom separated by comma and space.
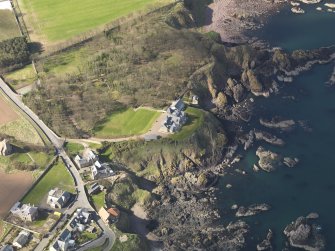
32, 1, 179, 58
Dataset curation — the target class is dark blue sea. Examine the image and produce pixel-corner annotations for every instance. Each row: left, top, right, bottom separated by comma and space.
218, 3, 335, 250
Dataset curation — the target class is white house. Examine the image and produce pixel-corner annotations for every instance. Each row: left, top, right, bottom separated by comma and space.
13, 231, 30, 249
159, 99, 187, 134
47, 188, 71, 209
49, 229, 72, 251
74, 149, 98, 168
91, 161, 114, 180
10, 203, 38, 222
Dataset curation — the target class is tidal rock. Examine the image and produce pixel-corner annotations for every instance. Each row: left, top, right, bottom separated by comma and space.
283, 157, 299, 168
260, 117, 296, 131
307, 212, 319, 219
284, 215, 326, 251
254, 130, 285, 146
236, 203, 271, 217
226, 184, 233, 189
232, 84, 246, 103
221, 220, 249, 250
244, 130, 255, 150
231, 204, 238, 210
257, 229, 273, 251
253, 164, 260, 172
256, 146, 280, 172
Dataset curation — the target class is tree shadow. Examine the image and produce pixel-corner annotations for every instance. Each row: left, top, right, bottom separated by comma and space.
29, 42, 44, 54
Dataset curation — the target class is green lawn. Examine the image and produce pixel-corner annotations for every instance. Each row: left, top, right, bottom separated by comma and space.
19, 0, 172, 42
0, 10, 21, 41
22, 161, 75, 205
91, 191, 105, 210
65, 142, 84, 157
170, 107, 205, 141
94, 108, 160, 138
3, 64, 37, 90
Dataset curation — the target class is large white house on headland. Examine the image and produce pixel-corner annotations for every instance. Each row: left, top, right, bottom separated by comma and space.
159, 99, 187, 133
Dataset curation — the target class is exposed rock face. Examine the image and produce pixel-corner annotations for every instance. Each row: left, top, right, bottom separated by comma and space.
256, 147, 280, 172
257, 229, 273, 251
232, 84, 246, 103
260, 117, 296, 131
0, 139, 12, 156
284, 215, 326, 251
236, 203, 271, 217
254, 130, 285, 146
283, 157, 299, 168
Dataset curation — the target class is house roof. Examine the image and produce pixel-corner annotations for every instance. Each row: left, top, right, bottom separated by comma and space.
107, 208, 120, 218
98, 207, 110, 221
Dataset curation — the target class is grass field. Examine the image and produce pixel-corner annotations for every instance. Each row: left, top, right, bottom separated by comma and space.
170, 107, 205, 141
22, 161, 75, 205
94, 108, 160, 138
3, 64, 37, 90
19, 0, 172, 42
0, 9, 20, 41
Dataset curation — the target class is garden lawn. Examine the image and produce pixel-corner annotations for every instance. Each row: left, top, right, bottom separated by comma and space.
22, 161, 75, 205
170, 107, 204, 141
19, 0, 172, 42
91, 191, 105, 211
94, 108, 160, 138
0, 10, 20, 41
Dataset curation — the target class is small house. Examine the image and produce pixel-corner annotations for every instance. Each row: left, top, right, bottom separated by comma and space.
98, 207, 120, 224
0, 139, 12, 156
91, 161, 114, 180
13, 231, 30, 249
0, 245, 14, 251
47, 188, 71, 209
74, 149, 98, 168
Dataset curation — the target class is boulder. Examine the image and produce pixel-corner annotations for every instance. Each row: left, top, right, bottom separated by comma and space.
232, 84, 246, 103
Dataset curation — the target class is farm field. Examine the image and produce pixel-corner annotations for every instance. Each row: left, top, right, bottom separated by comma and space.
0, 171, 33, 217
93, 108, 161, 138
0, 7, 21, 41
19, 0, 172, 42
22, 161, 75, 205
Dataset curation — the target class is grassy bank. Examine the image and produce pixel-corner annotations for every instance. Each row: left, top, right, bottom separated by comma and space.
3, 64, 37, 90
94, 108, 160, 138
22, 160, 75, 205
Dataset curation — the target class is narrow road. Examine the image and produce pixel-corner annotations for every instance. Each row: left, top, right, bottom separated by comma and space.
0, 78, 115, 251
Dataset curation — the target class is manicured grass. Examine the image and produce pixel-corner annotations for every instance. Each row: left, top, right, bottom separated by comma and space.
94, 108, 160, 138
65, 142, 84, 157
19, 0, 172, 42
0, 10, 21, 41
170, 107, 205, 141
91, 191, 105, 210
22, 161, 75, 205
4, 64, 37, 90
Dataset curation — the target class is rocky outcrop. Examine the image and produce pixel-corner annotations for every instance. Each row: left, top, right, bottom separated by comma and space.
0, 139, 12, 156
257, 229, 273, 251
260, 117, 296, 131
256, 147, 280, 172
254, 130, 285, 146
236, 203, 271, 217
283, 157, 299, 168
284, 215, 326, 251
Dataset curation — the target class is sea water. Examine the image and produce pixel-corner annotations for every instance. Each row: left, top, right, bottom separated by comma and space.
218, 4, 335, 250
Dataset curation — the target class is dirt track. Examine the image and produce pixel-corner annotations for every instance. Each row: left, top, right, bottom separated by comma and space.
0, 171, 33, 217
0, 95, 19, 125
